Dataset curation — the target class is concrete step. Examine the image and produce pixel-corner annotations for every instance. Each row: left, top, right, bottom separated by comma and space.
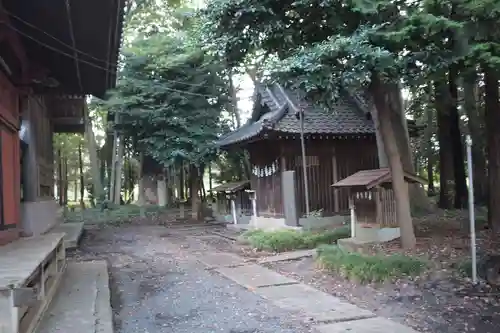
0, 233, 66, 333
49, 223, 84, 250
35, 261, 113, 333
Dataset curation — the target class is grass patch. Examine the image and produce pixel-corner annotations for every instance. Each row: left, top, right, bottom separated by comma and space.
240, 227, 350, 252
316, 244, 427, 283
64, 204, 169, 224
454, 259, 473, 277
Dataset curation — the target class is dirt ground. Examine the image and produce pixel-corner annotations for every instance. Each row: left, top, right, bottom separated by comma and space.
195, 213, 500, 333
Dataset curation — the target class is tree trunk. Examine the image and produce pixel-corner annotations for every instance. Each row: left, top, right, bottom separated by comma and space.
74, 179, 78, 202
484, 66, 500, 231
370, 106, 389, 167
370, 73, 416, 249
434, 80, 455, 209
190, 165, 202, 220
57, 149, 63, 206
84, 105, 104, 202
63, 155, 69, 206
208, 162, 213, 192
109, 131, 118, 203
179, 161, 185, 200
387, 83, 431, 212
137, 153, 146, 206
448, 67, 468, 209
424, 102, 435, 196
114, 135, 125, 205
463, 71, 488, 204
78, 142, 85, 208
228, 70, 241, 128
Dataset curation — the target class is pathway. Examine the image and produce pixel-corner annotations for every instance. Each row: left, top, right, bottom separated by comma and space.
71, 225, 314, 333
69, 224, 421, 333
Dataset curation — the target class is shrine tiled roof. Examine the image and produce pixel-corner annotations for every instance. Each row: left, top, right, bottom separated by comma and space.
215, 83, 375, 148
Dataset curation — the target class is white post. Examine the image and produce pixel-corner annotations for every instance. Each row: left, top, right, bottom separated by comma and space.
157, 177, 167, 207
349, 195, 356, 238
466, 135, 477, 284
180, 202, 185, 219
252, 198, 257, 219
231, 199, 238, 225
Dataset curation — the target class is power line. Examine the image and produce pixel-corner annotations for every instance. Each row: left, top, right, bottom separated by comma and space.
4, 10, 226, 90
4, 8, 117, 68
4, 22, 118, 73
1, 22, 233, 100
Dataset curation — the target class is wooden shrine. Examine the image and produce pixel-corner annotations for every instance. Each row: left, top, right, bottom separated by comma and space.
332, 168, 426, 240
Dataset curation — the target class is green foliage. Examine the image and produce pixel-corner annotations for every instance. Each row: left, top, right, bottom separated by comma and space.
64, 204, 169, 225
454, 259, 473, 277
202, 0, 500, 102
316, 245, 427, 283
240, 227, 350, 252
106, 31, 229, 167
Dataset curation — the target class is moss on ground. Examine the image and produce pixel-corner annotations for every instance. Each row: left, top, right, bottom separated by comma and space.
316, 244, 427, 283
239, 227, 350, 252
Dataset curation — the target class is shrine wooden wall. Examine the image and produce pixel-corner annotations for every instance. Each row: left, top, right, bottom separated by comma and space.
248, 136, 378, 218
0, 71, 21, 243
23, 95, 55, 198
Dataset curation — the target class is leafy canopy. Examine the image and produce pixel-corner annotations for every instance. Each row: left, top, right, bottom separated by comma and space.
107, 30, 229, 167
202, 0, 500, 100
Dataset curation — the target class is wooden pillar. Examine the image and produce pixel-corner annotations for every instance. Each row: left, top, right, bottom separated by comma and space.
20, 98, 39, 201
332, 146, 339, 212
375, 187, 383, 226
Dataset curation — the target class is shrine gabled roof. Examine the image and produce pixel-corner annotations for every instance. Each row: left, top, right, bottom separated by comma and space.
215, 83, 375, 148
332, 168, 427, 190
211, 180, 250, 193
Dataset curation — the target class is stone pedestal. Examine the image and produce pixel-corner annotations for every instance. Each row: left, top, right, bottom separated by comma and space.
21, 199, 61, 237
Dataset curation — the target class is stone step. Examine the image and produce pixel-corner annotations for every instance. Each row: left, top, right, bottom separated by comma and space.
49, 223, 84, 250
35, 261, 113, 333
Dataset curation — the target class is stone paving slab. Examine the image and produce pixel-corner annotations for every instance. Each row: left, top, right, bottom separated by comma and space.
256, 283, 375, 323
197, 252, 246, 269
35, 261, 113, 333
215, 263, 298, 289
258, 249, 316, 264
313, 317, 420, 333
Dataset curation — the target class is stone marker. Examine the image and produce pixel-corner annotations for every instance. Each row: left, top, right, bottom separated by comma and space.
313, 316, 420, 333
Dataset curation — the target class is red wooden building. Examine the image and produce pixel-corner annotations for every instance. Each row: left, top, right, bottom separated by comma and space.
0, 0, 125, 245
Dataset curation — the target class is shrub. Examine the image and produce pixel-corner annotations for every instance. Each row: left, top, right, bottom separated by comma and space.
240, 226, 350, 252
316, 244, 427, 283
64, 204, 169, 224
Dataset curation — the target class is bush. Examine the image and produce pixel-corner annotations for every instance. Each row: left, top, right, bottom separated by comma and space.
64, 204, 169, 224
316, 244, 427, 283
240, 227, 350, 252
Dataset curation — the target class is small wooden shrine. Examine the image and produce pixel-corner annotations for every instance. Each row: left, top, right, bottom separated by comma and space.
210, 180, 251, 218
332, 168, 426, 240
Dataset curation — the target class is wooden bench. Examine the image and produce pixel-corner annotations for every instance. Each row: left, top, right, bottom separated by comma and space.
0, 233, 66, 333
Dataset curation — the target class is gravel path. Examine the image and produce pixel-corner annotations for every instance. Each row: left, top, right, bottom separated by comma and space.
70, 225, 313, 333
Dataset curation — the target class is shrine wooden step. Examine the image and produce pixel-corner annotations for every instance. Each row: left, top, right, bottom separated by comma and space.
0, 233, 66, 333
